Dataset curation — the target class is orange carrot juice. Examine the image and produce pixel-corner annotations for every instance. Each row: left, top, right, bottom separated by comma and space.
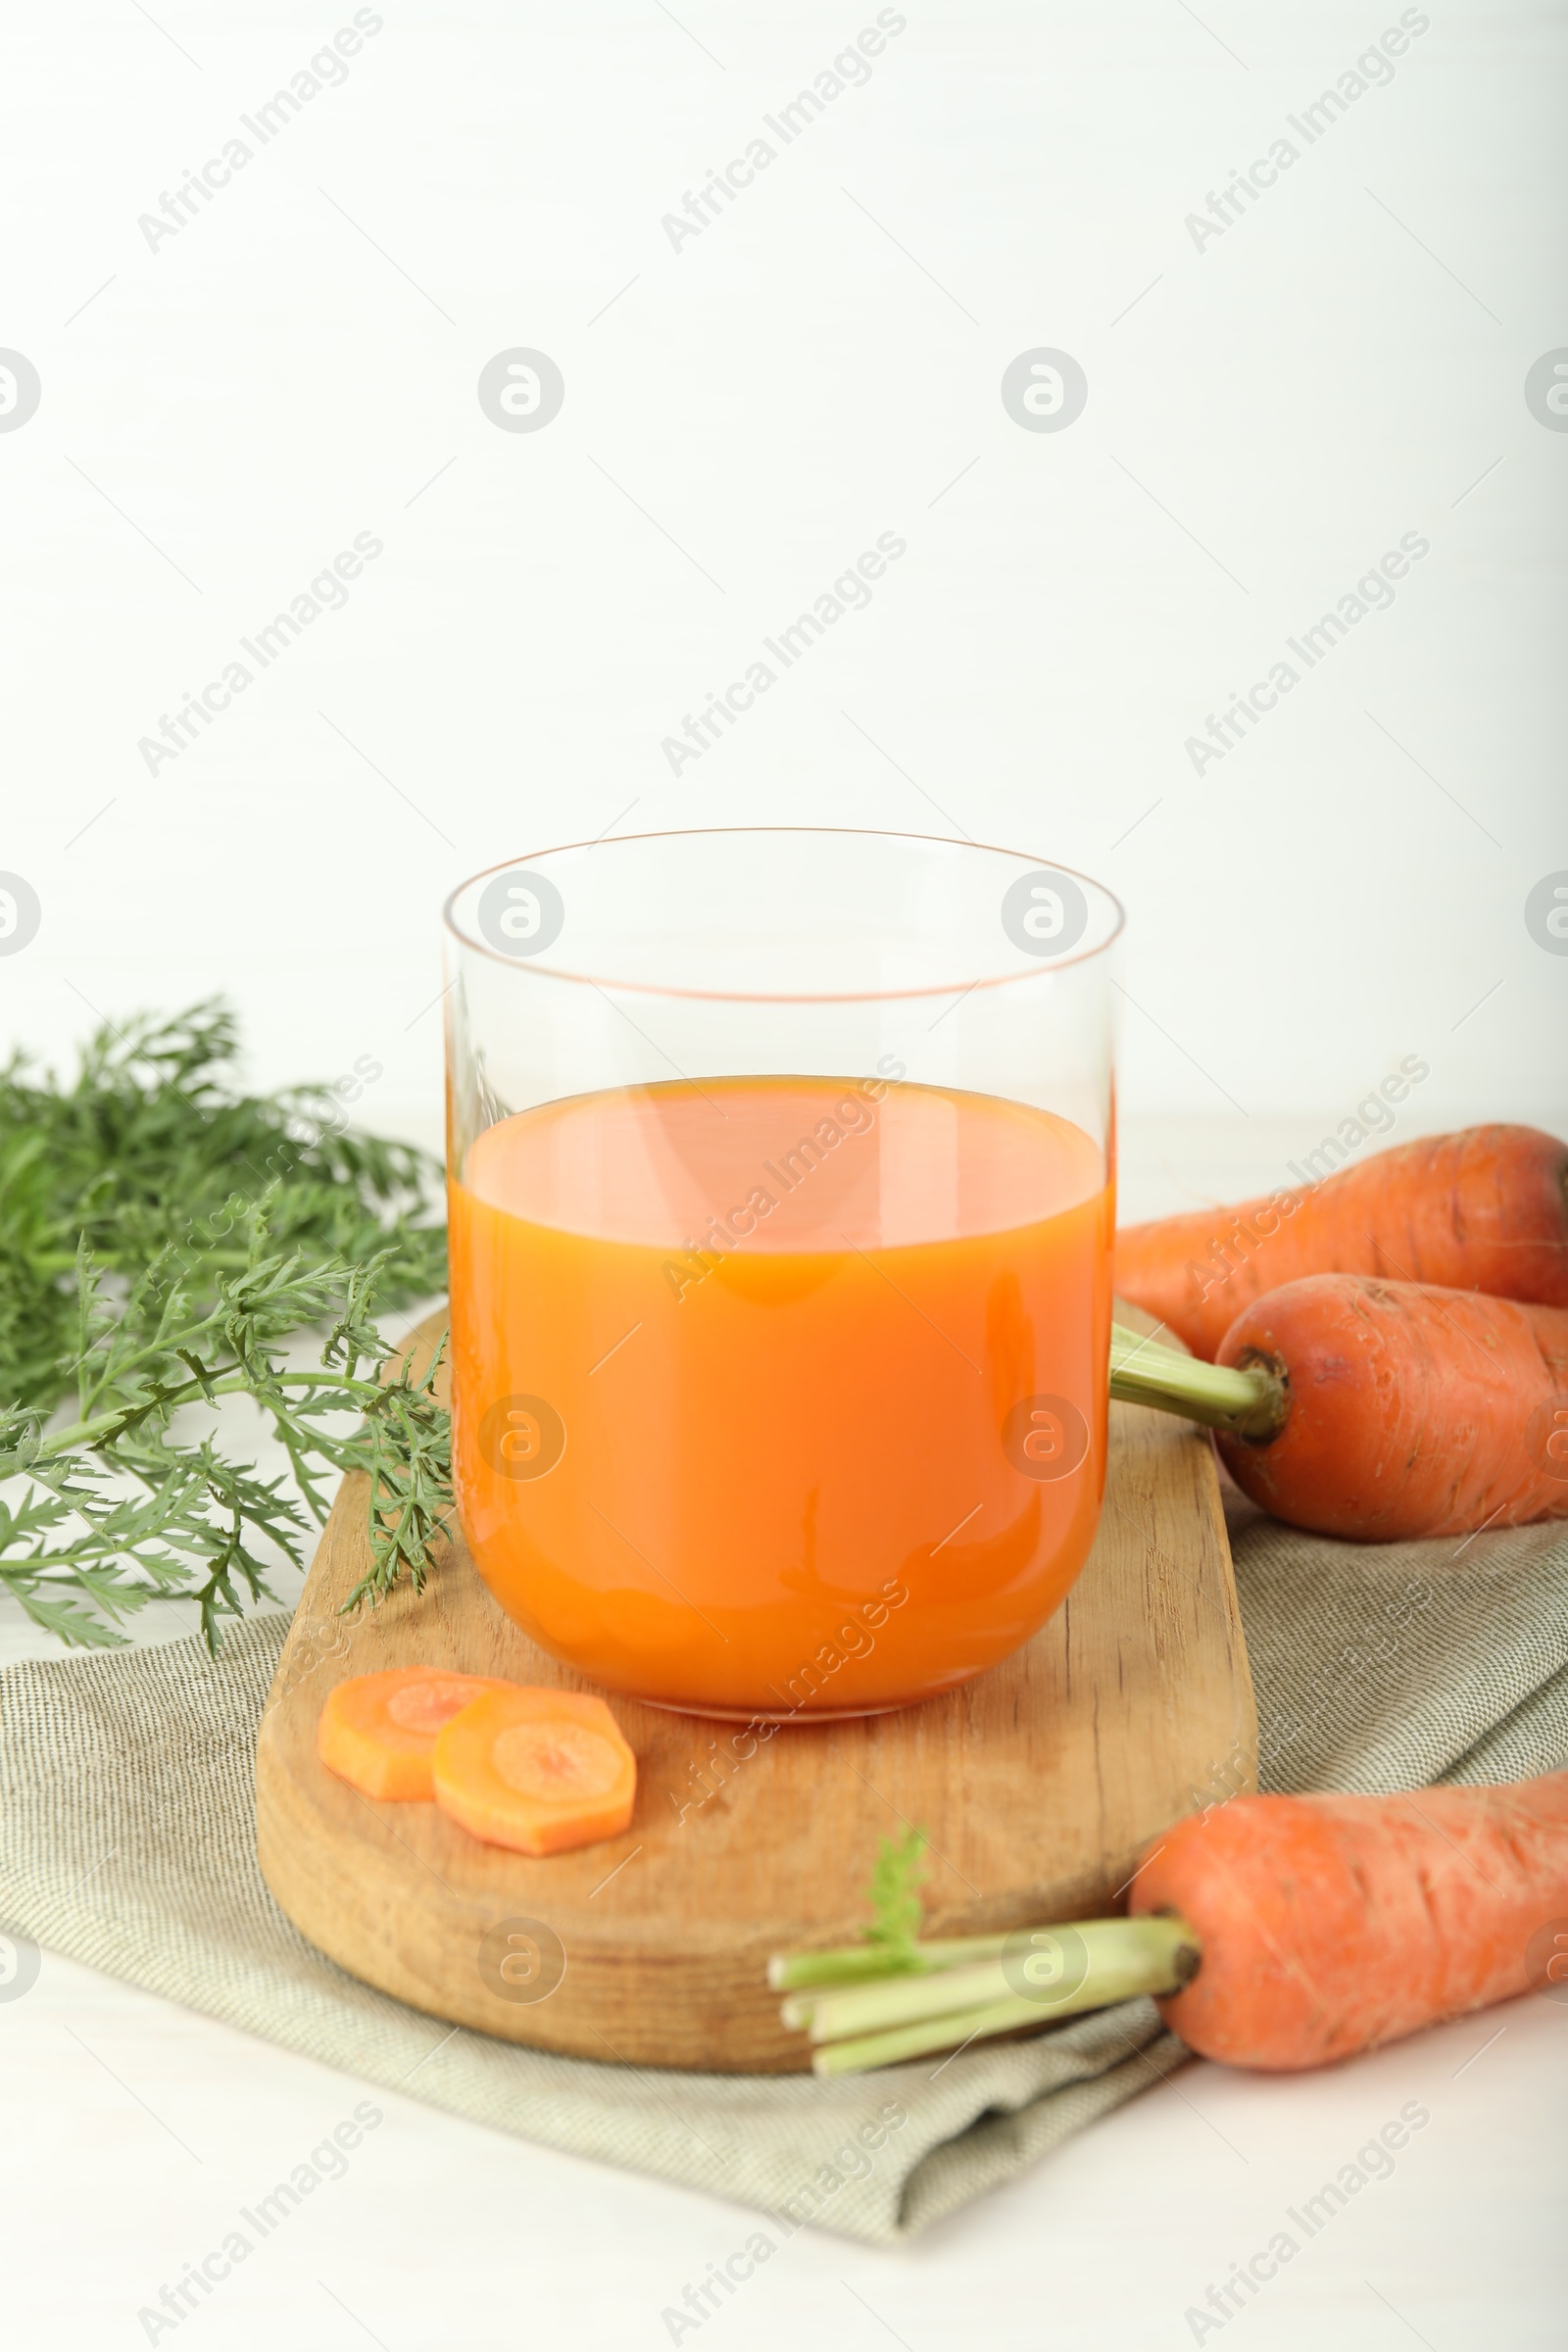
448, 1074, 1113, 1717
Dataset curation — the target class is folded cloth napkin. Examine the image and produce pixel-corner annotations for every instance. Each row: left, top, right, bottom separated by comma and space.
2, 1504, 1564, 2247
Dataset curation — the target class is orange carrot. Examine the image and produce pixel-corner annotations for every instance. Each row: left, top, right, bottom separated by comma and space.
1131, 1772, 1568, 2069
774, 1775, 1568, 2078
1212, 1273, 1568, 1540
432, 1685, 637, 1857
318, 1667, 514, 1801
1116, 1124, 1568, 1358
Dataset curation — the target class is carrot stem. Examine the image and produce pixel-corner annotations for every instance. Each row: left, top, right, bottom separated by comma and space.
788, 1915, 1200, 2073
1109, 1323, 1284, 1440
767, 1934, 1009, 1992
812, 1996, 1046, 2077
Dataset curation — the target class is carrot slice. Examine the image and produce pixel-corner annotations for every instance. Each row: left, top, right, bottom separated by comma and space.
432, 1686, 637, 1856
318, 1667, 515, 1801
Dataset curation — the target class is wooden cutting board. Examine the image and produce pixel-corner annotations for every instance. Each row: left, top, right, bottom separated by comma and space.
255, 1304, 1253, 2073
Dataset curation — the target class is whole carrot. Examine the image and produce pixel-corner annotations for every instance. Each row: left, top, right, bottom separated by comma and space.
776, 1779, 1568, 2077
1211, 1273, 1568, 1540
1116, 1124, 1568, 1359
1131, 1774, 1568, 2069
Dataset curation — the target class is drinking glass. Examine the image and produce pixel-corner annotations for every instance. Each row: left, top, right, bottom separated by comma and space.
444, 828, 1122, 1720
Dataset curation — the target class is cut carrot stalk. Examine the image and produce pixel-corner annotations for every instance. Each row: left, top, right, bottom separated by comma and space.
318, 1667, 516, 1801
1115, 1122, 1568, 1360
1107, 1323, 1282, 1438
433, 1686, 637, 1857
1109, 1275, 1568, 1541
776, 1773, 1568, 2075
1213, 1274, 1568, 1540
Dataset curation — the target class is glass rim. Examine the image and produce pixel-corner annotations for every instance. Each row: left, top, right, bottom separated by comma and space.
442, 825, 1126, 1005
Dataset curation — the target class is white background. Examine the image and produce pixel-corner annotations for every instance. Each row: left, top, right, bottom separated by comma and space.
1, 2, 1566, 2345
1, 1942, 1563, 2352
2, 0, 1565, 1145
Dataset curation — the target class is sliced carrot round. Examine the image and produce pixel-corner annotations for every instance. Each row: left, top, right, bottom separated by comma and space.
433, 1687, 637, 1856
318, 1667, 514, 1801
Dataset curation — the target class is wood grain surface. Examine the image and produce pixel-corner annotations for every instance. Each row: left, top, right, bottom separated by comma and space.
255, 1304, 1254, 2072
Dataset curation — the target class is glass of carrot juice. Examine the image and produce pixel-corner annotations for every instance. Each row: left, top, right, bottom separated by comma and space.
444, 829, 1122, 1720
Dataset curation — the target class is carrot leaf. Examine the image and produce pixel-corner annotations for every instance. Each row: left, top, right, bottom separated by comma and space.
863, 1827, 928, 1968
0, 1003, 452, 1651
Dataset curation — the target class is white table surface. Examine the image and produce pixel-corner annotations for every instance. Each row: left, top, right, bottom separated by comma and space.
3, 1120, 1565, 2350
